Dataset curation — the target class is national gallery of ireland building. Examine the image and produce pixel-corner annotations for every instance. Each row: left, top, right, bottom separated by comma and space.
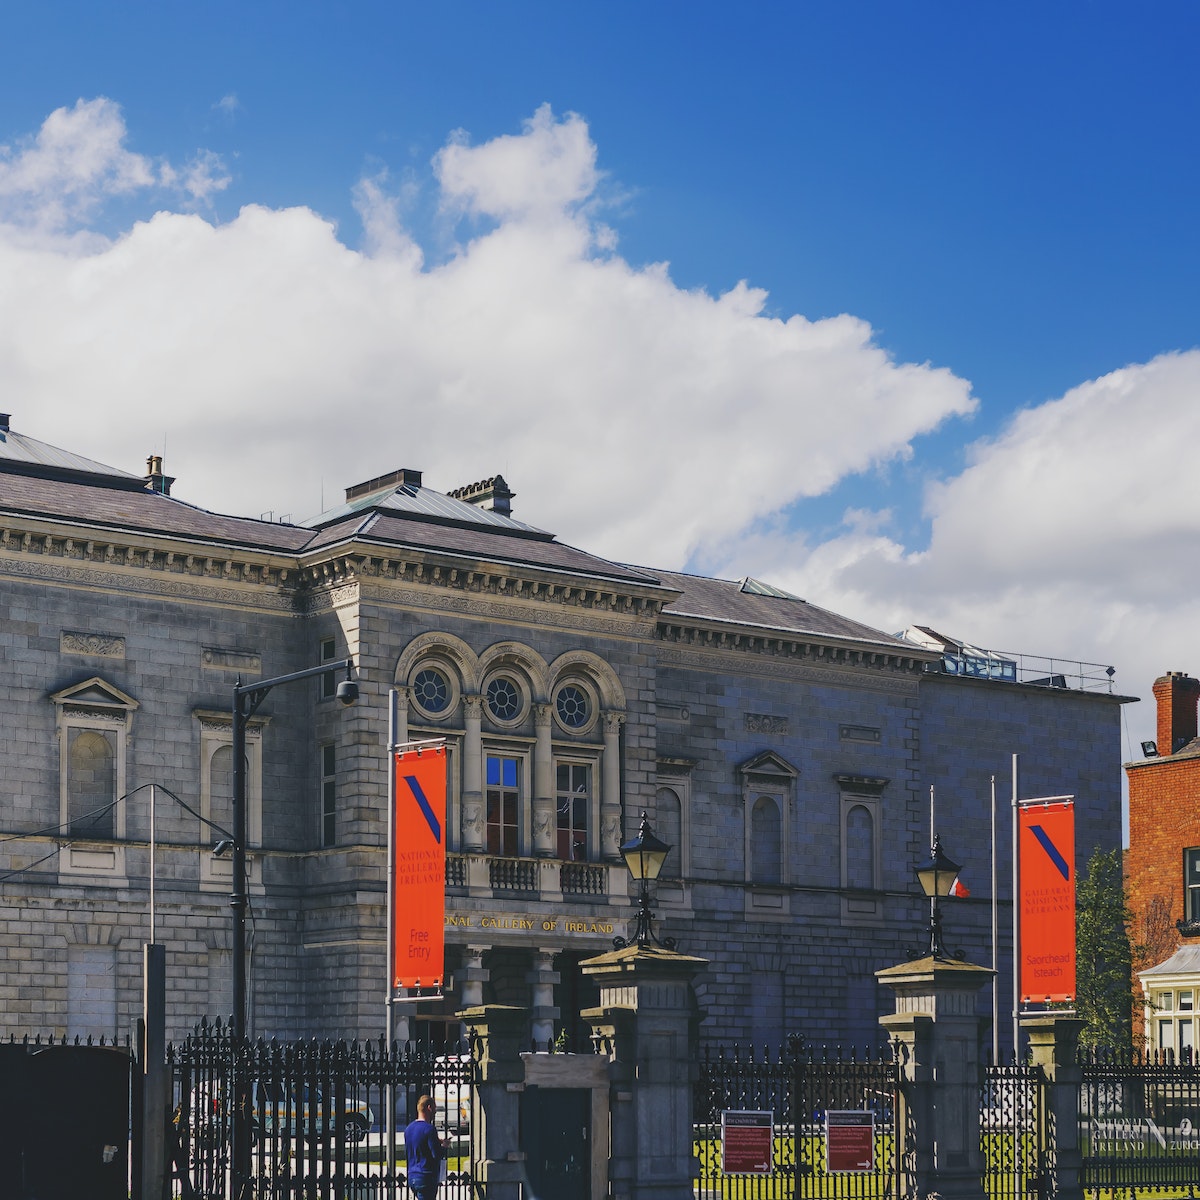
0, 418, 1129, 1050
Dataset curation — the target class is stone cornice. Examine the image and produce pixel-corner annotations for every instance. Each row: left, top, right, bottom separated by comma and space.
0, 514, 297, 598
299, 547, 669, 619
656, 638, 924, 691
656, 617, 929, 678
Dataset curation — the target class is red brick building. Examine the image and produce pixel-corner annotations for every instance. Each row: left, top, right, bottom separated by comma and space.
1126, 671, 1200, 1052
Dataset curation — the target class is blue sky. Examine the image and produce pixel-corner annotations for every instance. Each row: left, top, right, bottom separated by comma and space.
2, 3, 1199, 760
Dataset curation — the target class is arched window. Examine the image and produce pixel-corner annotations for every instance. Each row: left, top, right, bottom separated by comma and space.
68, 730, 115, 838
845, 804, 874, 890
656, 787, 682, 879
750, 796, 782, 886
210, 745, 234, 840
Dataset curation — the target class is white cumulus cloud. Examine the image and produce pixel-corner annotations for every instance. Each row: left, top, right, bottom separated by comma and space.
4, 102, 975, 575
0, 97, 229, 235
736, 351, 1200, 758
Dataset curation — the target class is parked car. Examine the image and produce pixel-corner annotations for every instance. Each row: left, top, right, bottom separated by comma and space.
432, 1054, 472, 1132
186, 1080, 374, 1144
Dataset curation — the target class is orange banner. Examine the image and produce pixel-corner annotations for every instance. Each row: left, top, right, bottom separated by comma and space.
1019, 800, 1076, 1003
393, 746, 446, 991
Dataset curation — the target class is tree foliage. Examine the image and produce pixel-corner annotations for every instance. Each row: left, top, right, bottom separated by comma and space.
1074, 846, 1134, 1048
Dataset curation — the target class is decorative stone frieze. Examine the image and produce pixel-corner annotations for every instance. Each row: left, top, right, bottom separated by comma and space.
61, 631, 125, 659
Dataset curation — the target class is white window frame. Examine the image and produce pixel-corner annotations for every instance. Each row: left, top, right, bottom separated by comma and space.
553, 750, 601, 862
738, 751, 797, 919
654, 766, 692, 911
835, 775, 888, 925
483, 741, 533, 858
52, 678, 138, 880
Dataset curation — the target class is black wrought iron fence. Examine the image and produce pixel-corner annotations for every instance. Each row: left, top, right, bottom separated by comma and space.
169, 1019, 475, 1200
1080, 1045, 1200, 1193
694, 1040, 902, 1199
981, 1058, 1045, 1200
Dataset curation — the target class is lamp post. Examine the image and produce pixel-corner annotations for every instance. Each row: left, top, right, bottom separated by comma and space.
229, 656, 357, 1198
612, 811, 677, 950
914, 834, 961, 959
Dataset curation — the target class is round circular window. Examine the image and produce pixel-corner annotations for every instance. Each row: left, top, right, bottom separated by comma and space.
485, 674, 525, 724
555, 682, 593, 731
410, 665, 454, 720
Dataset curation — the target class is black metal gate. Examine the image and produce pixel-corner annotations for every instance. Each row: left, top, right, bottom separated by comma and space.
170, 1018, 476, 1199
1080, 1046, 1200, 1192
694, 1041, 902, 1199
0, 1036, 131, 1200
981, 1059, 1046, 1200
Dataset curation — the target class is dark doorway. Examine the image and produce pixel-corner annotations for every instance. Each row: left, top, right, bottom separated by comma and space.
553, 950, 601, 1050
520, 1085, 590, 1200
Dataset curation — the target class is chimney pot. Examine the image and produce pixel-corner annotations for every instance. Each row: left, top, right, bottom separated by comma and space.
1153, 671, 1200, 756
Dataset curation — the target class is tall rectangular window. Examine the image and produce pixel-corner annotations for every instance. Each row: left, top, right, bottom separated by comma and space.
319, 637, 337, 700
1186, 849, 1200, 924
556, 762, 591, 861
321, 743, 336, 848
486, 754, 520, 856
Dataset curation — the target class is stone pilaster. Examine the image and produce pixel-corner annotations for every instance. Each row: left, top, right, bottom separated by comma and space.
462, 695, 484, 851
1023, 1014, 1084, 1200
877, 956, 993, 1200
582, 943, 707, 1200
533, 703, 555, 856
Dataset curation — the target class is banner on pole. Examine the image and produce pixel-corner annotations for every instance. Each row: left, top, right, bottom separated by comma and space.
393, 745, 447, 991
1018, 798, 1076, 1003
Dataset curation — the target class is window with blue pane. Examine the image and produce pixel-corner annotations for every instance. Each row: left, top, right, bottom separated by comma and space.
556, 762, 591, 860
487, 754, 520, 856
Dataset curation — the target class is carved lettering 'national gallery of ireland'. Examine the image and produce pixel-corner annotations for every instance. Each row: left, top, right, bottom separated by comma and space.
0, 417, 1128, 1050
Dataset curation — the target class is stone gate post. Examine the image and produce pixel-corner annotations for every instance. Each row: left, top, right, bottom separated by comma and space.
581, 944, 707, 1200
457, 1004, 527, 1200
878, 957, 993, 1200
1022, 1014, 1084, 1200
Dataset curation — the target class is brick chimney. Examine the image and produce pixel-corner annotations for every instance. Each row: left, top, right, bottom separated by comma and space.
1153, 671, 1200, 756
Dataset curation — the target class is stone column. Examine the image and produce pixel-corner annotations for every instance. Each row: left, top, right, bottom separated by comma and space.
528, 949, 560, 1050
601, 712, 624, 859
582, 943, 708, 1200
877, 956, 994, 1200
460, 946, 489, 1009
1023, 1014, 1084, 1200
458, 1005, 527, 1200
533, 703, 555, 856
462, 695, 485, 852
395, 686, 410, 744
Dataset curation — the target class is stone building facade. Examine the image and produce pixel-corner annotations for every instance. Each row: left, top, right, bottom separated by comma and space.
0, 419, 1127, 1049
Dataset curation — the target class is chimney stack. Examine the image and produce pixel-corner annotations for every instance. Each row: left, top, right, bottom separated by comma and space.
145, 455, 175, 496
1153, 671, 1200, 756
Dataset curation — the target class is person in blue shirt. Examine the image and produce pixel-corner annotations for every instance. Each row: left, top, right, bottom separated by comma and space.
404, 1094, 444, 1200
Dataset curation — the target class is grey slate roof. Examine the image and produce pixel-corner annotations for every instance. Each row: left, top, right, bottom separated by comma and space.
0, 426, 142, 482
0, 465, 311, 550
1141, 946, 1200, 977
651, 567, 917, 648
0, 424, 928, 644
302, 482, 549, 538
311, 511, 663, 586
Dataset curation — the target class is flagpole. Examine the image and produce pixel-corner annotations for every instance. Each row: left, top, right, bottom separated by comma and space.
385, 687, 397, 1193
991, 774, 999, 1063
1011, 753, 1020, 1057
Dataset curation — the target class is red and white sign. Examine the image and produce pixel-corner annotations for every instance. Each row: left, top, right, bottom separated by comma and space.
1018, 799, 1076, 1003
392, 746, 447, 991
721, 1110, 772, 1175
826, 1111, 875, 1173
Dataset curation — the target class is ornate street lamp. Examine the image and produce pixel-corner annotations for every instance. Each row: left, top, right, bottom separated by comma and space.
914, 834, 961, 959
612, 811, 677, 950
229, 656, 357, 1198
